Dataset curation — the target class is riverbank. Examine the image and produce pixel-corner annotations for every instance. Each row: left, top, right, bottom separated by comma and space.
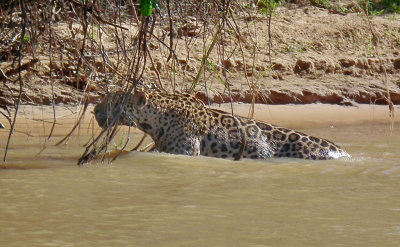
1, 4, 399, 106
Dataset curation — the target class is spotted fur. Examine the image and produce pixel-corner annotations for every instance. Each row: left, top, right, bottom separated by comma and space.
94, 87, 350, 160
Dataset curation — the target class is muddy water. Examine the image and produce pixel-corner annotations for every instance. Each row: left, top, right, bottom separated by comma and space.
1, 104, 400, 247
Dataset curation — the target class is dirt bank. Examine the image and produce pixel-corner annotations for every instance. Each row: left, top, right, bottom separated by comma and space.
0, 3, 399, 106
193, 5, 400, 105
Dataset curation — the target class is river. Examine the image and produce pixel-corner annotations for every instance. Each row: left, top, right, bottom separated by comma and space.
1, 104, 399, 246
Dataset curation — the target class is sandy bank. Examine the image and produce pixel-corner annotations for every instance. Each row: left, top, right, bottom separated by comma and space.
0, 104, 398, 140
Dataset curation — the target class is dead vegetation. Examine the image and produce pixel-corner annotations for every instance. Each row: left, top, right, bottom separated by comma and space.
1, 0, 280, 163
0, 0, 398, 163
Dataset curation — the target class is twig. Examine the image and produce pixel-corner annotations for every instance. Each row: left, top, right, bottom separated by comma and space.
0, 105, 12, 125
66, 0, 129, 31
0, 68, 11, 82
110, 126, 131, 163
216, 0, 234, 114
55, 101, 89, 146
130, 133, 147, 151
146, 45, 164, 90
229, 7, 252, 91
77, 128, 109, 165
48, 0, 56, 140
0, 111, 11, 125
189, 18, 224, 93
266, 2, 273, 65
3, 0, 27, 163
139, 142, 156, 152
166, 0, 174, 62
75, 0, 89, 90
147, 30, 179, 62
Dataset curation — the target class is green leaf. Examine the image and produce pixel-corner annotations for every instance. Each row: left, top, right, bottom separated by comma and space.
23, 34, 31, 43
140, 0, 152, 16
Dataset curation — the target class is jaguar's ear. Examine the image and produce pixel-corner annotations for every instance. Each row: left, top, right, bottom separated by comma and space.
133, 91, 147, 108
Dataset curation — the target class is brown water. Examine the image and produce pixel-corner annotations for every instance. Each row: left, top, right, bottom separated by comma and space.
1, 104, 400, 247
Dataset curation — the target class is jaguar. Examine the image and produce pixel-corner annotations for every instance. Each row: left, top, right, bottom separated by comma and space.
94, 87, 350, 160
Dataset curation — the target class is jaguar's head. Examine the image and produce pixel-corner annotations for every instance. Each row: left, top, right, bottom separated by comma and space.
94, 91, 148, 129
